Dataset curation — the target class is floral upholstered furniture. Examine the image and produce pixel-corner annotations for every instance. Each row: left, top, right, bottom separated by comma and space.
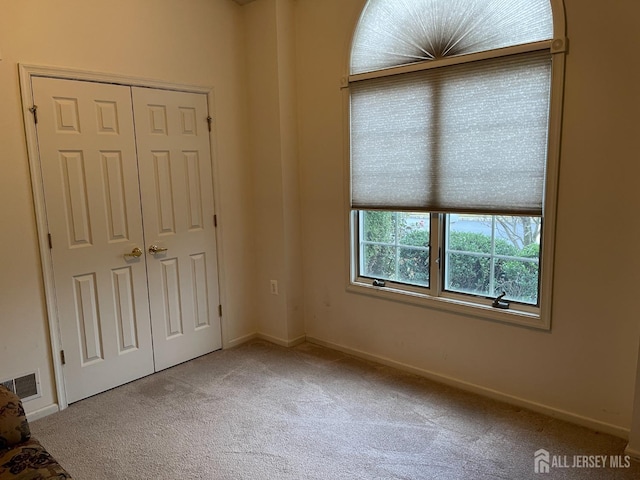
0, 386, 72, 480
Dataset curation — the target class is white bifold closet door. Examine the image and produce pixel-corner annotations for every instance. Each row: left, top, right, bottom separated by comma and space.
33, 77, 222, 404
131, 87, 221, 372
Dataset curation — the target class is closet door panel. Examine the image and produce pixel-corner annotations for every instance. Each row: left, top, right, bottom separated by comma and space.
132, 87, 222, 371
33, 77, 154, 403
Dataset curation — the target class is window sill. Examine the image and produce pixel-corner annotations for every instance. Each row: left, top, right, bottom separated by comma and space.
347, 280, 550, 330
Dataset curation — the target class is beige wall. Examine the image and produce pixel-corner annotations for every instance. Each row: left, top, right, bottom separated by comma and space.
0, 0, 255, 414
245, 0, 304, 345
2, 0, 640, 439
628, 342, 640, 455
296, 0, 640, 435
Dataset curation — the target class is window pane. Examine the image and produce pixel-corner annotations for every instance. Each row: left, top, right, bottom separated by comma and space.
362, 244, 396, 279
359, 211, 430, 287
398, 247, 430, 286
445, 214, 540, 305
447, 215, 493, 254
399, 213, 430, 247
495, 258, 540, 304
446, 252, 492, 297
363, 211, 397, 243
399, 213, 430, 286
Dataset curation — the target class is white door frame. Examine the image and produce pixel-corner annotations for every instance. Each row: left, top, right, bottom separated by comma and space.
19, 64, 228, 410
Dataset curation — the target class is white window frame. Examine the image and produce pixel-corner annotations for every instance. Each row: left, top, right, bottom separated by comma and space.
344, 1, 567, 330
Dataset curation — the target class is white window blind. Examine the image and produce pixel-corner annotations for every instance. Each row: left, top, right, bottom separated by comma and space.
351, 0, 553, 74
350, 51, 552, 216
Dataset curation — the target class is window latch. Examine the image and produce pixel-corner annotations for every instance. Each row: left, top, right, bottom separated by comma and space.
492, 291, 510, 309
372, 279, 386, 288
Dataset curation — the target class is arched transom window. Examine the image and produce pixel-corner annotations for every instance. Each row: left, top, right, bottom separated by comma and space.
351, 0, 553, 74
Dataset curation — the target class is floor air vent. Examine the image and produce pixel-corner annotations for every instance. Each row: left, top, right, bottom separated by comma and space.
1, 372, 40, 401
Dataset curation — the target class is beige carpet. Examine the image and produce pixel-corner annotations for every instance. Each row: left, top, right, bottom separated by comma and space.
31, 340, 640, 479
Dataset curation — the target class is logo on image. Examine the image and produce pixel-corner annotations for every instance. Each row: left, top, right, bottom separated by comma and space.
534, 449, 550, 474
534, 448, 631, 474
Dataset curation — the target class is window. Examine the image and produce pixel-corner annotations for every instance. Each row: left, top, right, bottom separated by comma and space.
347, 0, 566, 328
444, 215, 541, 305
360, 211, 431, 287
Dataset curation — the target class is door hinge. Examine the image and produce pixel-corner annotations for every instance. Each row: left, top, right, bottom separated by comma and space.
47, 233, 53, 249
218, 304, 222, 317
60, 350, 66, 365
206, 116, 212, 132
213, 215, 217, 227
29, 105, 38, 124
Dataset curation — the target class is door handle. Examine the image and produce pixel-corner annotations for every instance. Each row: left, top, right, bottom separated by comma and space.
124, 247, 143, 259
148, 244, 168, 255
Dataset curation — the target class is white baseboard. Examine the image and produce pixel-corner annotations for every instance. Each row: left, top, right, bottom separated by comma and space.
225, 332, 306, 349
257, 332, 306, 348
224, 332, 259, 349
624, 445, 640, 460
306, 336, 630, 440
26, 403, 59, 422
